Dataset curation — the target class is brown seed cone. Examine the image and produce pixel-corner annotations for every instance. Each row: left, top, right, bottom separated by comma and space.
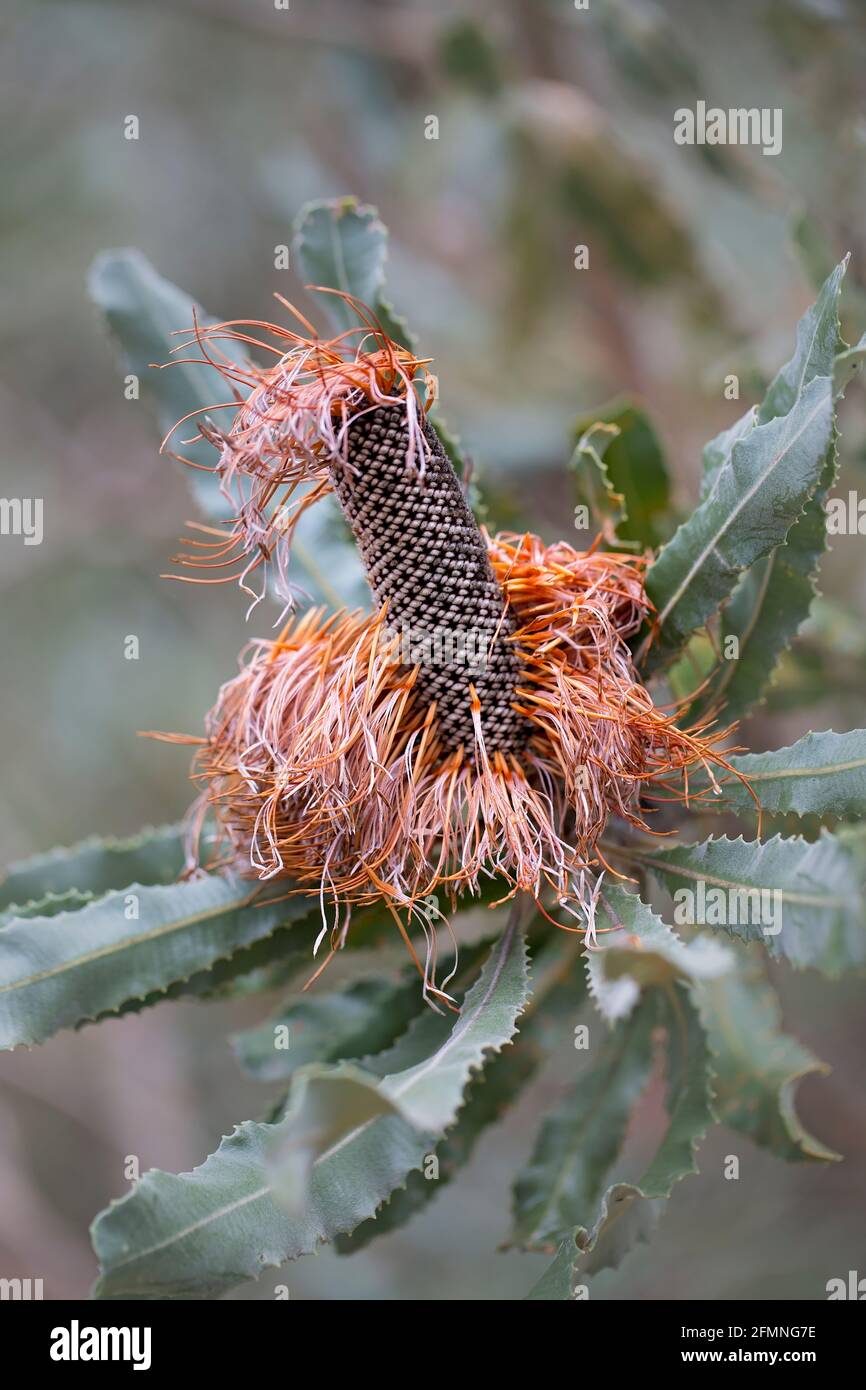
331, 405, 527, 754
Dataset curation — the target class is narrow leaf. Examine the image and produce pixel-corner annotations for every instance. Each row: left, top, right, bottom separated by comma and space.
512, 995, 656, 1248
701, 729, 866, 820
644, 373, 833, 664
0, 875, 314, 1047
0, 825, 185, 914
571, 422, 632, 548
572, 401, 672, 548
586, 882, 732, 1023
617, 832, 866, 976
292, 197, 413, 349
694, 954, 838, 1163
526, 989, 714, 1294
89, 247, 366, 609
337, 1040, 540, 1254
687, 262, 847, 710
232, 974, 422, 1082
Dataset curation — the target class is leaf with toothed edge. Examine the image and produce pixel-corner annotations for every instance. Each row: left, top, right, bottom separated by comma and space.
691, 729, 866, 821
232, 973, 424, 1083
1, 888, 95, 926
336, 1038, 541, 1254
696, 262, 850, 719
526, 987, 715, 1297
0, 824, 186, 914
585, 882, 732, 1024
572, 400, 673, 549
615, 832, 866, 977
570, 421, 635, 550
291, 198, 414, 350
644, 372, 833, 668
694, 953, 838, 1164
0, 875, 318, 1049
644, 262, 849, 670
512, 993, 657, 1249
91, 906, 531, 1299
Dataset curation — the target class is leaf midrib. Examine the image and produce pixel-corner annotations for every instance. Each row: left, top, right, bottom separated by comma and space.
0, 885, 281, 995
654, 384, 829, 631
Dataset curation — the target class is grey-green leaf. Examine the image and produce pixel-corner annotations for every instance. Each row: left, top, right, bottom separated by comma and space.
618, 832, 866, 977
0, 825, 185, 914
644, 372, 833, 665
89, 249, 232, 519
90, 247, 366, 609
92, 910, 531, 1298
337, 1039, 540, 1254
694, 953, 838, 1163
586, 882, 732, 1023
0, 875, 315, 1047
701, 729, 866, 820
526, 988, 714, 1295
291, 197, 413, 349
232, 973, 423, 1082
572, 401, 672, 548
512, 995, 657, 1248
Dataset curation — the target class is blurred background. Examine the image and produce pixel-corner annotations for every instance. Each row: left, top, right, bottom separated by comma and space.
1, 0, 865, 1299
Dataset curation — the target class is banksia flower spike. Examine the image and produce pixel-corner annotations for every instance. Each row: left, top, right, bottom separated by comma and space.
165, 293, 737, 998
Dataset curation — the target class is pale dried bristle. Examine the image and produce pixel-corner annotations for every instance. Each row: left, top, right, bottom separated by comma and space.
333, 405, 526, 754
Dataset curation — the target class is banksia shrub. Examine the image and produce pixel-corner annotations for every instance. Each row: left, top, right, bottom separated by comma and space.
2, 201, 865, 1302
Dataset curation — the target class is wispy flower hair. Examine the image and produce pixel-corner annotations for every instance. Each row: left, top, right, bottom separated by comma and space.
159, 294, 741, 999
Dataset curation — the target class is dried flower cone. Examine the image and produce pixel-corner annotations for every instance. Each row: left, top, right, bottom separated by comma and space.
164, 298, 735, 963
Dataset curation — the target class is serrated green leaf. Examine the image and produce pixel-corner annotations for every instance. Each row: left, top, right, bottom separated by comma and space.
512, 995, 656, 1248
525, 1237, 583, 1300
696, 264, 849, 719
0, 875, 315, 1047
0, 825, 185, 914
644, 372, 833, 666
292, 197, 470, 486
586, 882, 732, 1023
378, 908, 531, 1131
291, 197, 413, 349
644, 262, 848, 668
1, 888, 94, 925
694, 954, 838, 1163
526, 989, 714, 1295
268, 1067, 403, 1215
573, 400, 672, 548
337, 1039, 540, 1254
615, 832, 866, 977
759, 260, 847, 422
702, 530, 822, 722
701, 729, 866, 820
570, 422, 633, 549
91, 908, 531, 1298
232, 973, 422, 1082
89, 250, 233, 519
